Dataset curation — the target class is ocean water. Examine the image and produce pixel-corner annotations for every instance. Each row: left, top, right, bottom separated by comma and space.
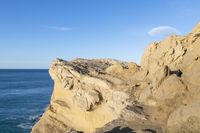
0, 69, 53, 133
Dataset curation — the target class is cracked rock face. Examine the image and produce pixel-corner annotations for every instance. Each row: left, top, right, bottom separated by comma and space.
32, 59, 137, 133
32, 22, 200, 133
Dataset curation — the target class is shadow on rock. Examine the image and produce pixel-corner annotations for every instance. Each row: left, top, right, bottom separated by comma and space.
105, 126, 135, 133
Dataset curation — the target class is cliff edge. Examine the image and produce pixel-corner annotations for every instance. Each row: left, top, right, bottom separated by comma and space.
32, 22, 200, 133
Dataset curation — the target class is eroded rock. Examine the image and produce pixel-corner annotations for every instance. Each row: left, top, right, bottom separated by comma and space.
32, 22, 200, 133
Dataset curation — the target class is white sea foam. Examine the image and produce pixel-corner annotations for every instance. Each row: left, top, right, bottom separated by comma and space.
29, 114, 41, 121
17, 123, 32, 129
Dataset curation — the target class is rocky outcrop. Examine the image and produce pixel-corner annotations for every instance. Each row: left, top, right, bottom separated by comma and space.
32, 22, 200, 133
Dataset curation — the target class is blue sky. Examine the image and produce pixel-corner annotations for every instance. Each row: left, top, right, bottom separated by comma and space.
0, 0, 199, 69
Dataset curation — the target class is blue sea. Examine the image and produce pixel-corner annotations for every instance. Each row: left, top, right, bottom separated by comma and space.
0, 70, 53, 133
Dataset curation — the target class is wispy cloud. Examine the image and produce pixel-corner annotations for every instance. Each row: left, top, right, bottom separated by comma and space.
148, 26, 180, 36
48, 26, 72, 31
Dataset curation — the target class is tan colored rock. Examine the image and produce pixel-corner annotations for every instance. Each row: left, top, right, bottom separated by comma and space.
105, 63, 124, 74
72, 88, 101, 111
32, 59, 135, 133
152, 74, 186, 100
32, 22, 200, 133
128, 62, 138, 70
167, 99, 200, 133
152, 65, 170, 88
192, 22, 200, 33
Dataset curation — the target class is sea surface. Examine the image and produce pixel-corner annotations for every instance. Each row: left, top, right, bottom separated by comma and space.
0, 69, 53, 133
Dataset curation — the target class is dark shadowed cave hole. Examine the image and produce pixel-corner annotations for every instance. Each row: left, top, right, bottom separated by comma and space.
105, 126, 135, 133
170, 69, 182, 77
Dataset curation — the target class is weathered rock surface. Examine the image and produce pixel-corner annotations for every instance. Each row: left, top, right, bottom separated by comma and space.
32, 22, 200, 133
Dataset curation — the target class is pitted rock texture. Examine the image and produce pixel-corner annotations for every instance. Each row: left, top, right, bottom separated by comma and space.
32, 22, 200, 133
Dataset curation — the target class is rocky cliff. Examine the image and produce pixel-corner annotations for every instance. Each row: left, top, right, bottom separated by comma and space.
32, 22, 200, 133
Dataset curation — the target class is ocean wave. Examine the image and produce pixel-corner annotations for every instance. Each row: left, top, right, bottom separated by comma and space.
16, 113, 43, 130
29, 114, 41, 121
17, 123, 32, 129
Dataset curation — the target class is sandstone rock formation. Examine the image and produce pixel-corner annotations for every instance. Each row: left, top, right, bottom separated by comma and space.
32, 22, 200, 133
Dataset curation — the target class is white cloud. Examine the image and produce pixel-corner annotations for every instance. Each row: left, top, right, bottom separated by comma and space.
148, 26, 180, 36
48, 26, 72, 31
